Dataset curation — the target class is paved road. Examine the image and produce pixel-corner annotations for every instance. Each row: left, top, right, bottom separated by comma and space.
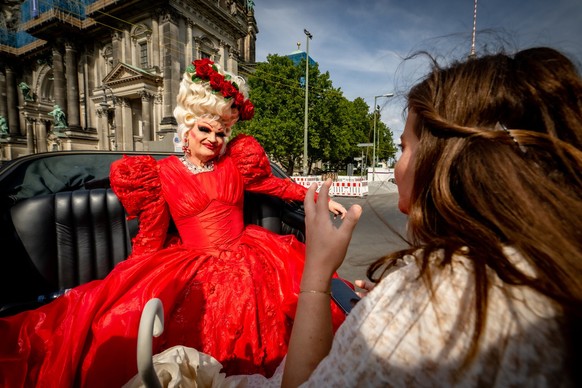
331, 182, 409, 284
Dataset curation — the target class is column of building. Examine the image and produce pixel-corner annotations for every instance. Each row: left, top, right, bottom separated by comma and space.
0, 68, 8, 130
159, 9, 180, 128
64, 41, 81, 130
219, 40, 227, 70
82, 48, 93, 134
193, 37, 201, 59
243, 8, 257, 64
140, 91, 152, 142
51, 45, 67, 118
228, 51, 238, 74
111, 31, 122, 67
25, 117, 35, 152
186, 20, 194, 63
117, 98, 129, 150
5, 66, 20, 135
151, 16, 160, 70
96, 108, 108, 149
36, 118, 48, 152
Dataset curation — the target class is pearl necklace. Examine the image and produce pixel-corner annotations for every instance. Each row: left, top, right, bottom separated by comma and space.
180, 156, 214, 174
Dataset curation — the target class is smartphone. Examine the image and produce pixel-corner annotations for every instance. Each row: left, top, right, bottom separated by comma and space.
331, 278, 361, 315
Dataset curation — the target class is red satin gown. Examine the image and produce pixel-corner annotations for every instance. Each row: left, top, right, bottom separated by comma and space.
0, 134, 346, 387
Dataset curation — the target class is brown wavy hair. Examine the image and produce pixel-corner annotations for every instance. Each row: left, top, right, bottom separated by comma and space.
368, 47, 582, 371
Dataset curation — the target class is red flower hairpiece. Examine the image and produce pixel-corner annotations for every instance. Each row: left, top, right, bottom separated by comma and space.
186, 59, 255, 121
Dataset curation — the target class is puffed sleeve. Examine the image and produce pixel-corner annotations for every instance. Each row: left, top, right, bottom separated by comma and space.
110, 155, 170, 258
227, 134, 309, 202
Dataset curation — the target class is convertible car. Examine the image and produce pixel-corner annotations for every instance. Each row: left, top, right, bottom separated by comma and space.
0, 151, 306, 317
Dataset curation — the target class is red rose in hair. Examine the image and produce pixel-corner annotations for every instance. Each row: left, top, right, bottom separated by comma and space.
194, 58, 214, 79
189, 58, 254, 121
209, 73, 225, 90
239, 99, 255, 121
233, 92, 245, 107
197, 58, 213, 67
220, 81, 238, 99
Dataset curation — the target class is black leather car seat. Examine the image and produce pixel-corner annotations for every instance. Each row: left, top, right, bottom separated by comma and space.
1, 188, 305, 317
10, 188, 137, 292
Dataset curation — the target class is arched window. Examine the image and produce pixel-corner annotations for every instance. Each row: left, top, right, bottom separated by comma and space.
198, 36, 218, 62
131, 23, 152, 69
38, 67, 54, 103
102, 44, 113, 72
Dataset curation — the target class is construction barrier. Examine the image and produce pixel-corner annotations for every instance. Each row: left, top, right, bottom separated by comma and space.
291, 176, 368, 197
367, 167, 395, 182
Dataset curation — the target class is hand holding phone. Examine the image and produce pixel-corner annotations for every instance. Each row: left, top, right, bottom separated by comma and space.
331, 278, 361, 314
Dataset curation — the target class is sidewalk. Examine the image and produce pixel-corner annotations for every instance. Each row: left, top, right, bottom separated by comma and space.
334, 184, 407, 284
365, 180, 399, 196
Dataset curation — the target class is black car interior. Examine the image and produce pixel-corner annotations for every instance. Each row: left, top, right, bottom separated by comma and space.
0, 152, 305, 317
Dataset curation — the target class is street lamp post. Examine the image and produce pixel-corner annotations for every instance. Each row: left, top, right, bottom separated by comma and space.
303, 29, 312, 176
357, 142, 373, 178
372, 93, 394, 181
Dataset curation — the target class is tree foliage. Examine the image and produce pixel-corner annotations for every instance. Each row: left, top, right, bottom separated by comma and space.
234, 54, 397, 175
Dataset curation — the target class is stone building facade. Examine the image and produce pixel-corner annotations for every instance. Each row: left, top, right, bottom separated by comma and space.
0, 0, 257, 161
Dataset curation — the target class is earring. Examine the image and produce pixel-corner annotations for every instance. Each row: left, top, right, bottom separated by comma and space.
182, 139, 190, 155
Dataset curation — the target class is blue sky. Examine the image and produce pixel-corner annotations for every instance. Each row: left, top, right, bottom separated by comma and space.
253, 0, 582, 141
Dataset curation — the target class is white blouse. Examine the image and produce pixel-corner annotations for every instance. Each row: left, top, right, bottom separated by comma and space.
127, 248, 571, 387
296, 248, 569, 387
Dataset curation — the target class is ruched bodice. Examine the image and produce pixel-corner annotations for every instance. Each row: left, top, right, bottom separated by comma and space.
174, 200, 244, 250
158, 156, 246, 251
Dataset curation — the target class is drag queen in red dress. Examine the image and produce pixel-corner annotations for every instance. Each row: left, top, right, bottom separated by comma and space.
0, 59, 347, 387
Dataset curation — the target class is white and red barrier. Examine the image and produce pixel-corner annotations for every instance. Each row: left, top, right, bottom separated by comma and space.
291, 176, 320, 187
291, 176, 368, 197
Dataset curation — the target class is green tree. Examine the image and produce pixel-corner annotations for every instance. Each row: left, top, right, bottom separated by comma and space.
234, 54, 397, 174
376, 116, 398, 167
235, 55, 306, 175
341, 97, 377, 170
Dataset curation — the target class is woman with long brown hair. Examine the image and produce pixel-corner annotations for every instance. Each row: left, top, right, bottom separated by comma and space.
281, 46, 582, 386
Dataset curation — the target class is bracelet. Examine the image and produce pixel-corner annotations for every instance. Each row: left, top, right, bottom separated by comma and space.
299, 289, 331, 295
